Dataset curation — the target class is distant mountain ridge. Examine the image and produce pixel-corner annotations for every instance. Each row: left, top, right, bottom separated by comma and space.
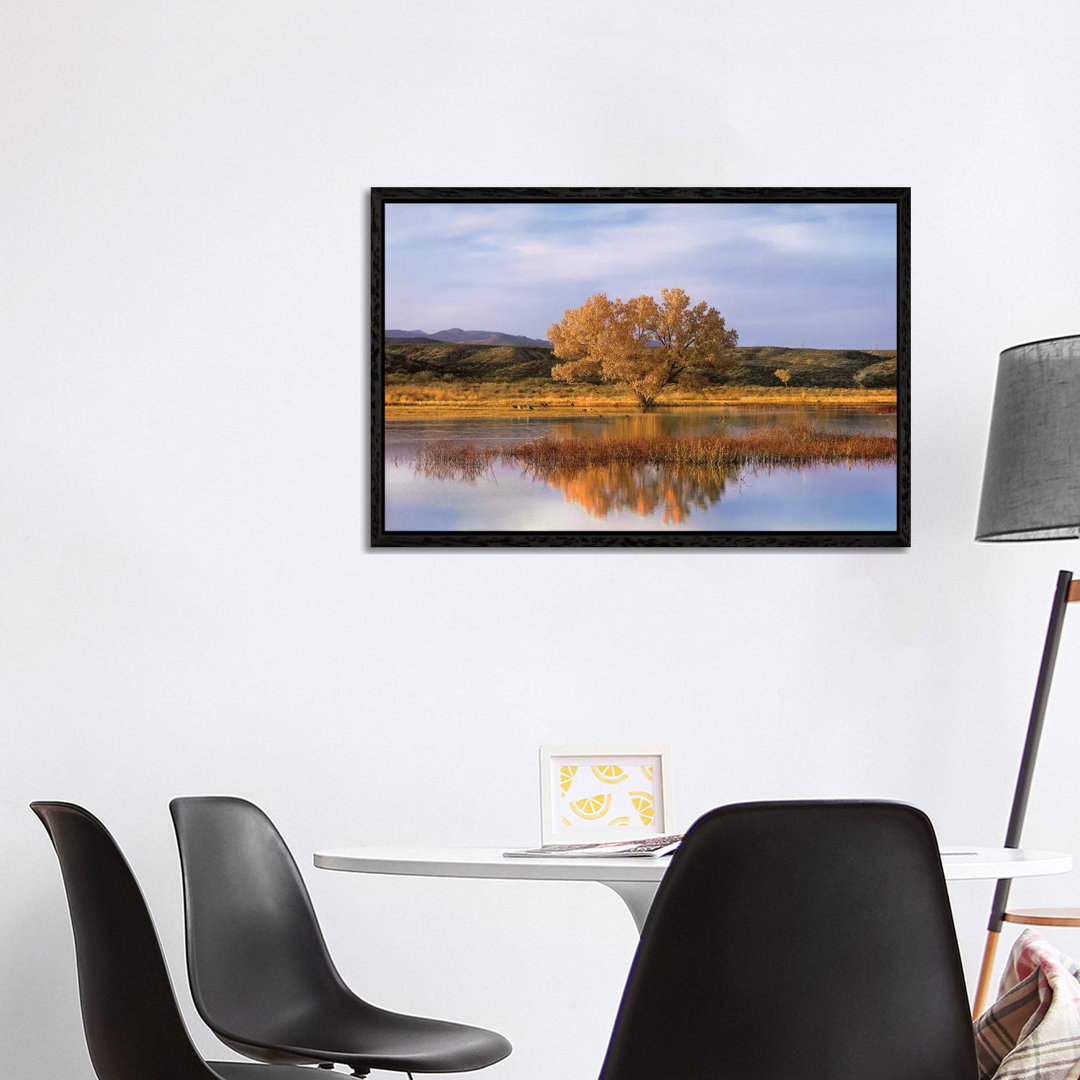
387, 327, 552, 348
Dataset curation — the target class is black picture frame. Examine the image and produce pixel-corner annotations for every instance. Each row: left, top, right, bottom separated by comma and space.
372, 187, 910, 548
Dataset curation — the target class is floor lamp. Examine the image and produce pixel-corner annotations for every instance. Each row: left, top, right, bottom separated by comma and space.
972, 334, 1080, 1018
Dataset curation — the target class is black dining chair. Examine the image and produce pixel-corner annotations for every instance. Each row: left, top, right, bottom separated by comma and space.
597, 800, 979, 1080
31, 801, 318, 1080
169, 795, 511, 1078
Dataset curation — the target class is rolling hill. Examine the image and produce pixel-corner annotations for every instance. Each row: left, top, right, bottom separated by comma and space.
384, 339, 897, 388
385, 339, 557, 380
725, 347, 897, 388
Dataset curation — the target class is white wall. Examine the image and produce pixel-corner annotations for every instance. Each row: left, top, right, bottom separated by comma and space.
5, 2, 1080, 1076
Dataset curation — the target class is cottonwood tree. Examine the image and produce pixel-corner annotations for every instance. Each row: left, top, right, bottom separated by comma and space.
774, 368, 792, 387
548, 288, 738, 409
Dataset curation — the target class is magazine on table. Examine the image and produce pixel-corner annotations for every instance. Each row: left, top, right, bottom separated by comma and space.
504, 834, 683, 859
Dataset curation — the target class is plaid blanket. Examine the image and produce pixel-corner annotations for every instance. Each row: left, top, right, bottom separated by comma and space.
975, 929, 1080, 1079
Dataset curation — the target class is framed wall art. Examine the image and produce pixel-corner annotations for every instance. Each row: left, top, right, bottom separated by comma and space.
538, 745, 672, 845
372, 187, 909, 547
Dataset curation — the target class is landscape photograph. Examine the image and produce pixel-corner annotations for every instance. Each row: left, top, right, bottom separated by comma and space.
372, 189, 908, 545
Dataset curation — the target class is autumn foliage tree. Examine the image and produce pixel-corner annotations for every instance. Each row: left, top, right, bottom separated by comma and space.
548, 288, 738, 408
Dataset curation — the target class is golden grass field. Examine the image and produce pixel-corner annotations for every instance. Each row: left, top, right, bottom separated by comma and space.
384, 379, 897, 417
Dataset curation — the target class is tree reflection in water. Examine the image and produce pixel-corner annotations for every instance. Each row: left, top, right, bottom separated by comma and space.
524, 461, 735, 524
410, 417, 895, 524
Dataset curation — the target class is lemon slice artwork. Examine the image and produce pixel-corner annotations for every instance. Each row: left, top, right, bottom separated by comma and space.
591, 764, 628, 785
559, 765, 578, 793
630, 791, 655, 827
569, 793, 612, 821
609, 816, 630, 827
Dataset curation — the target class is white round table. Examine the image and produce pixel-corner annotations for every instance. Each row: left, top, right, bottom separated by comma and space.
314, 845, 1073, 934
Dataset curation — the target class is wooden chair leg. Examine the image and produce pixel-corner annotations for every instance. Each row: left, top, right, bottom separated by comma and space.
973, 929, 1001, 1019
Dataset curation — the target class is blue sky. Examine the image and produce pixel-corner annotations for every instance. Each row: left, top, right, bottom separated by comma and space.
385, 201, 897, 349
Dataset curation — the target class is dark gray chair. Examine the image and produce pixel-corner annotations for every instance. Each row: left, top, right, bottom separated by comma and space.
31, 801, 315, 1080
170, 796, 511, 1078
597, 800, 979, 1080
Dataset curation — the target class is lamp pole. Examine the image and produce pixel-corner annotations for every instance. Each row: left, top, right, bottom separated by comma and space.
971, 569, 1077, 1017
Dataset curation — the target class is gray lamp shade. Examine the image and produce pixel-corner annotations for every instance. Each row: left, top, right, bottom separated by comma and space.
976, 334, 1080, 541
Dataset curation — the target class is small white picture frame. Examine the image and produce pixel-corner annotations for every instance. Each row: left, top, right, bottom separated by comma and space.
539, 745, 673, 845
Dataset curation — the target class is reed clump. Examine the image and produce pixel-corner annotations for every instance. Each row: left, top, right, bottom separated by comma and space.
414, 440, 500, 480
414, 425, 896, 479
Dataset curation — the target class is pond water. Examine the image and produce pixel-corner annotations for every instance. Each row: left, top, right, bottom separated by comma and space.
384, 408, 897, 533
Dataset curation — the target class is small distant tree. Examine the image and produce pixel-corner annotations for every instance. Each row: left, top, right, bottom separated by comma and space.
774, 368, 792, 388
548, 288, 738, 409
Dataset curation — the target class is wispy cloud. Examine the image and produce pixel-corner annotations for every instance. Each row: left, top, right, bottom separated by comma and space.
385, 201, 897, 347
